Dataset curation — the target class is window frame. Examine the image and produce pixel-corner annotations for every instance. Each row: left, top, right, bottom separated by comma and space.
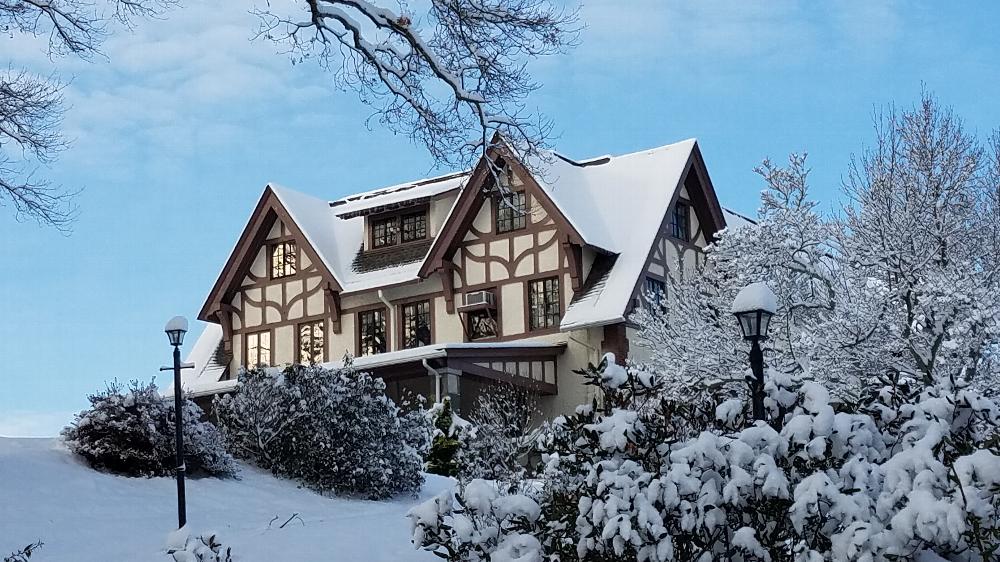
495, 191, 527, 233
527, 276, 562, 332
297, 320, 326, 364
671, 200, 691, 242
269, 241, 298, 279
357, 308, 388, 356
400, 300, 433, 349
400, 211, 428, 243
245, 329, 272, 368
643, 276, 667, 313
371, 215, 399, 249
466, 308, 499, 340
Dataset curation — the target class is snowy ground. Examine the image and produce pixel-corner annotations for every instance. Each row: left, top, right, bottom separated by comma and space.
0, 437, 452, 561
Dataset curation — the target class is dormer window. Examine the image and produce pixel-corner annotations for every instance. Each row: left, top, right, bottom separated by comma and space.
270, 241, 297, 278
496, 191, 526, 233
671, 201, 690, 242
370, 209, 427, 250
372, 216, 399, 249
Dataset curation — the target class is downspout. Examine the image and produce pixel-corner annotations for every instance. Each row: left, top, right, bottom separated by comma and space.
377, 289, 393, 350
422, 358, 442, 403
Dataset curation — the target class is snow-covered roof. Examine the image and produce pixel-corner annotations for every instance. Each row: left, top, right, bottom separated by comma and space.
163, 324, 237, 398
541, 140, 699, 329
169, 327, 565, 398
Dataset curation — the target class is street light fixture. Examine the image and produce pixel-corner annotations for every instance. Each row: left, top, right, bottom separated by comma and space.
163, 315, 190, 529
732, 283, 776, 421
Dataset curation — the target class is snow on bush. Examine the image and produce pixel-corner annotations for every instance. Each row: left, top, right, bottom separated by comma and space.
425, 397, 473, 477
214, 363, 425, 499
62, 380, 236, 478
3, 541, 42, 562
410, 359, 1000, 561
165, 527, 233, 562
460, 382, 541, 483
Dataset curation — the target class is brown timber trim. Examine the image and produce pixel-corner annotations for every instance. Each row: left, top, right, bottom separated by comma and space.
601, 323, 629, 364
199, 185, 343, 322
325, 284, 342, 334
562, 237, 583, 293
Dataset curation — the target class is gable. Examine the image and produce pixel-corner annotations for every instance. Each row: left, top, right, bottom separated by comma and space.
418, 142, 586, 281
197, 186, 342, 323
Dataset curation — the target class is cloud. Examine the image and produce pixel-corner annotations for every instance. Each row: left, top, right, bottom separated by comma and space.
0, 410, 73, 438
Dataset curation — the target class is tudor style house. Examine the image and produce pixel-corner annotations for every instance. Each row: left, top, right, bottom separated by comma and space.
172, 138, 749, 416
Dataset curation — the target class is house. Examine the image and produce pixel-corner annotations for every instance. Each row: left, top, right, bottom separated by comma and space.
172, 138, 750, 417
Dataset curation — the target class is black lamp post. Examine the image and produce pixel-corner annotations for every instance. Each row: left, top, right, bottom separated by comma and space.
732, 283, 776, 421
163, 316, 189, 529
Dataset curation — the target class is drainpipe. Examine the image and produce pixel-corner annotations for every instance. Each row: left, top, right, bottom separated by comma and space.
422, 358, 442, 403
377, 289, 393, 350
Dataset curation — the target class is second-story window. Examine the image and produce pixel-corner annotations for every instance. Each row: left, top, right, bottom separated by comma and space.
528, 277, 561, 330
271, 241, 297, 278
671, 201, 690, 242
358, 309, 387, 356
372, 216, 398, 249
298, 321, 325, 364
468, 309, 498, 340
401, 212, 427, 242
401, 300, 431, 348
496, 191, 526, 233
246, 330, 271, 367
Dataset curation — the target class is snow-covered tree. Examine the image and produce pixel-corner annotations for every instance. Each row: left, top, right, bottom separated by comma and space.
62, 380, 236, 478
460, 382, 541, 482
214, 364, 424, 499
633, 92, 1000, 403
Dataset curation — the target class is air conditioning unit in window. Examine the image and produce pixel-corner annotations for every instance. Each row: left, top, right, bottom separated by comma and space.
460, 290, 496, 310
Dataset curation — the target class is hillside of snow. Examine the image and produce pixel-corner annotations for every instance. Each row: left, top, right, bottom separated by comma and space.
0, 437, 452, 561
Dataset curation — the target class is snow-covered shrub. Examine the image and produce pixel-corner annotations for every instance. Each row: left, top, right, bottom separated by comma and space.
214, 364, 424, 499
460, 382, 541, 483
398, 389, 434, 461
165, 528, 233, 562
4, 541, 41, 562
410, 359, 1000, 561
62, 380, 236, 477
425, 398, 473, 477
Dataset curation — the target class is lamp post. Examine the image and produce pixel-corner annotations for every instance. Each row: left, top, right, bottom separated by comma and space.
732, 283, 776, 421
163, 316, 190, 529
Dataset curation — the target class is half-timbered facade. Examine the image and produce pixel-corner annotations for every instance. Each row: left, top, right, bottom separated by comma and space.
173, 138, 749, 417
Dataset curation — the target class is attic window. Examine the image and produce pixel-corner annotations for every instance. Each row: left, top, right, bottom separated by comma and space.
271, 241, 297, 278
401, 212, 427, 242
671, 201, 690, 242
496, 191, 526, 233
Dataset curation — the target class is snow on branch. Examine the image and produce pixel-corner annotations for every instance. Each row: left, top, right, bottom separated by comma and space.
254, 0, 578, 169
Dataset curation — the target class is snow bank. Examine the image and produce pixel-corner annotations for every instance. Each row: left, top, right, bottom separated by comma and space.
0, 437, 452, 561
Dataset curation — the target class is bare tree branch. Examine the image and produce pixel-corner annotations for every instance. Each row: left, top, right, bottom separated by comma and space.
253, 0, 578, 172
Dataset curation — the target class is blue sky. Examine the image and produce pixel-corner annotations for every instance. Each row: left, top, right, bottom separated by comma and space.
2, 1, 999, 436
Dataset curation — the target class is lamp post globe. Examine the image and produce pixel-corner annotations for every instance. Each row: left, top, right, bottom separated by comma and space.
732, 283, 777, 421
165, 315, 188, 346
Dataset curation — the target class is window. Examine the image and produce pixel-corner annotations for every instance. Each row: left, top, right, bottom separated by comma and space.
467, 309, 498, 340
270, 241, 297, 278
528, 277, 561, 330
372, 216, 398, 249
401, 212, 427, 243
496, 191, 526, 233
298, 321, 325, 364
644, 277, 667, 312
358, 309, 387, 356
671, 201, 690, 242
401, 301, 432, 348
246, 331, 271, 367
